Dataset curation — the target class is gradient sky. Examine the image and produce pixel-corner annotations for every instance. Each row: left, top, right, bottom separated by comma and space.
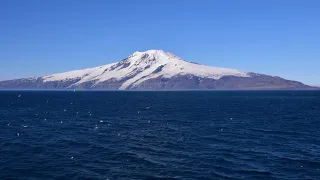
1, 0, 319, 86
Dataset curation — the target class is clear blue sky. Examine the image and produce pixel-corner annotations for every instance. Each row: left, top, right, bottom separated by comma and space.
1, 0, 319, 85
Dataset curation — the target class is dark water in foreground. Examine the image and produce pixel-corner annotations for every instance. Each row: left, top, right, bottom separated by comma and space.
0, 91, 319, 180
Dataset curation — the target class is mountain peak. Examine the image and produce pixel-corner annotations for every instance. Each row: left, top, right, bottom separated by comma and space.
131, 49, 171, 58
133, 49, 166, 55
128, 50, 183, 65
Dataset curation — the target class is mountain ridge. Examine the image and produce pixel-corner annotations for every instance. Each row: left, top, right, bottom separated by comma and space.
0, 50, 317, 90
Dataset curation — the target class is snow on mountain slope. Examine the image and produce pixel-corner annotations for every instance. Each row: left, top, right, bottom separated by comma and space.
43, 63, 116, 82
42, 50, 250, 90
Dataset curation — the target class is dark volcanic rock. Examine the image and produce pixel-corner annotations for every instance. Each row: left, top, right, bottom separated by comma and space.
0, 77, 81, 89
130, 73, 315, 90
0, 78, 41, 89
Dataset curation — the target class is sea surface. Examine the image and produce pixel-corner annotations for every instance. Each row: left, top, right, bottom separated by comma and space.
0, 91, 319, 180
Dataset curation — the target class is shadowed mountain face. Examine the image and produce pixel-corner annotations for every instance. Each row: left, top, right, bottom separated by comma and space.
130, 73, 315, 90
0, 50, 316, 90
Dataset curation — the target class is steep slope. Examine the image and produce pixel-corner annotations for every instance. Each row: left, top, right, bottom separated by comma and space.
0, 50, 316, 90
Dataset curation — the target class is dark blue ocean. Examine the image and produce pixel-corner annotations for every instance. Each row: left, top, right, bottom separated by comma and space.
0, 91, 319, 180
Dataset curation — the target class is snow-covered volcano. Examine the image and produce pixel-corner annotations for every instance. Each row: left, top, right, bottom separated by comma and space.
0, 50, 315, 90
42, 50, 249, 89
